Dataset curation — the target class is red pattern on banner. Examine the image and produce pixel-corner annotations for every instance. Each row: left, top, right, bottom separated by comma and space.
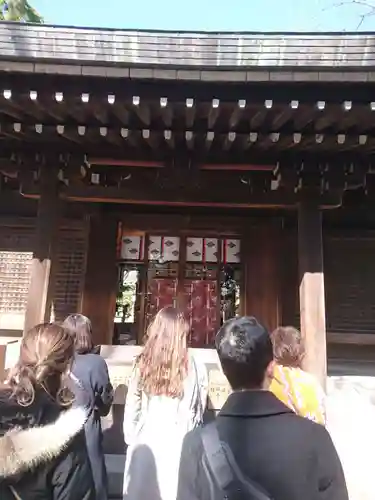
184, 280, 218, 347
146, 278, 177, 328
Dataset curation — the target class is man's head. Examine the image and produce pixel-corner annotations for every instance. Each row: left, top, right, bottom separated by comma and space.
215, 316, 274, 390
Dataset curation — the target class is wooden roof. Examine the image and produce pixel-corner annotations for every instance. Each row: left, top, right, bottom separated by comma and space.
0, 25, 375, 208
1, 23, 375, 83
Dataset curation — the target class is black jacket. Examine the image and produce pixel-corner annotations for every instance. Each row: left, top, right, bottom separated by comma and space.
0, 388, 95, 500
70, 352, 113, 500
177, 390, 348, 500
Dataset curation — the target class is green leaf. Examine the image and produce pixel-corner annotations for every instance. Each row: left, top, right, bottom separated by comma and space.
0, 0, 43, 23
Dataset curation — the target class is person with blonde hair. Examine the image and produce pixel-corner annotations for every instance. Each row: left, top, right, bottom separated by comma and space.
269, 325, 326, 425
0, 323, 95, 500
123, 306, 208, 500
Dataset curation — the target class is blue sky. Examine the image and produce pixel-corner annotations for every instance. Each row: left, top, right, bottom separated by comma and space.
31, 0, 375, 32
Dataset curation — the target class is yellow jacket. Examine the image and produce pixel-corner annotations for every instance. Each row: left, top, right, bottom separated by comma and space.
270, 364, 326, 425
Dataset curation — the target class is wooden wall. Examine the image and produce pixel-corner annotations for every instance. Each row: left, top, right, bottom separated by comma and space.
4, 204, 375, 351
324, 231, 375, 336
81, 213, 118, 345
241, 223, 281, 332
281, 226, 375, 348
0, 217, 88, 334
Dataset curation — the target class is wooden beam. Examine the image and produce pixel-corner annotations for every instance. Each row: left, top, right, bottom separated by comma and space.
4, 73, 375, 104
20, 183, 342, 210
90, 96, 109, 124
272, 102, 298, 130
0, 94, 24, 120
113, 213, 249, 233
23, 164, 60, 333
298, 200, 327, 387
250, 105, 268, 129
314, 105, 341, 132
111, 102, 130, 126
159, 97, 173, 128
328, 332, 375, 345
228, 100, 246, 129
89, 158, 164, 167
0, 160, 21, 177
201, 163, 274, 172
185, 98, 196, 128
132, 96, 151, 127
207, 99, 220, 129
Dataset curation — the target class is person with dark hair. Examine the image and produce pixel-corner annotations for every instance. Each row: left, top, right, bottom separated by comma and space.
177, 316, 348, 500
270, 326, 326, 424
0, 323, 95, 500
63, 314, 113, 500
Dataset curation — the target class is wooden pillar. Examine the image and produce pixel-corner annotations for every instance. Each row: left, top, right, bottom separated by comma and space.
242, 223, 281, 332
24, 165, 59, 333
81, 213, 118, 346
281, 227, 299, 326
298, 201, 326, 387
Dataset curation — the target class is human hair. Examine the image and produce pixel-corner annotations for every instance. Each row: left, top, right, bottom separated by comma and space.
62, 314, 94, 354
270, 326, 305, 368
137, 307, 189, 398
8, 323, 74, 407
215, 316, 273, 390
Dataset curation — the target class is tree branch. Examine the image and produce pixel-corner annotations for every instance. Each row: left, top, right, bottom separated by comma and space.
327, 0, 375, 29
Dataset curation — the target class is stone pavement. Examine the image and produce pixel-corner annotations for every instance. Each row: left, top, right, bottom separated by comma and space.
326, 377, 375, 500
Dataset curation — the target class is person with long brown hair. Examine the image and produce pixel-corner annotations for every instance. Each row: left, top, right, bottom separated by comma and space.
0, 323, 95, 500
122, 306, 208, 500
63, 313, 113, 500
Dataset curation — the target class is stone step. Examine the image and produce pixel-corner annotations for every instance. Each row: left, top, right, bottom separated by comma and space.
105, 454, 125, 498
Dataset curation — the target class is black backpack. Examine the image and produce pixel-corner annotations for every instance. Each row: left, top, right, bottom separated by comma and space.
201, 422, 273, 500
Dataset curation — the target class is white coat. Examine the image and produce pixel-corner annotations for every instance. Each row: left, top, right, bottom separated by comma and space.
122, 355, 208, 500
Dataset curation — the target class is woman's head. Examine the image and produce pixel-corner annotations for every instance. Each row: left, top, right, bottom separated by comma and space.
62, 314, 94, 354
138, 306, 189, 398
9, 323, 74, 406
270, 326, 305, 368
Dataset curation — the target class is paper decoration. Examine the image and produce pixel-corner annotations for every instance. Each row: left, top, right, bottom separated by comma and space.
120, 235, 144, 260
148, 236, 180, 262
186, 237, 218, 262
222, 239, 241, 263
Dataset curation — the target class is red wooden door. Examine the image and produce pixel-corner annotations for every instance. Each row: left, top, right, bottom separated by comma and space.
184, 280, 218, 347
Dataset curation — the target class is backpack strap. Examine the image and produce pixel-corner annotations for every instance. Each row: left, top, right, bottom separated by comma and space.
201, 422, 235, 492
201, 422, 272, 500
8, 485, 22, 500
191, 356, 204, 424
